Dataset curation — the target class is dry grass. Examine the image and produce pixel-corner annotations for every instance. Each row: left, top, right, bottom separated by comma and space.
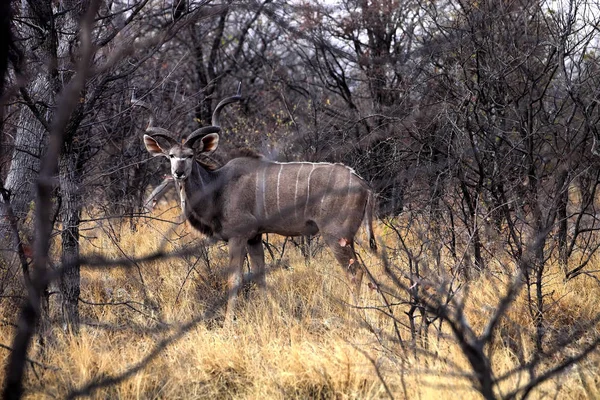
1, 206, 600, 399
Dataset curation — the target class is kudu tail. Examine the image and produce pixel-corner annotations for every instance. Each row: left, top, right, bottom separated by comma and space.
365, 191, 378, 252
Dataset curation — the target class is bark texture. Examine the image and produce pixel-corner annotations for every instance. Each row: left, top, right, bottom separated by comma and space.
59, 148, 81, 332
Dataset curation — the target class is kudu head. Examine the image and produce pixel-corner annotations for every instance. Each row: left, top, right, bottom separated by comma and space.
134, 85, 242, 181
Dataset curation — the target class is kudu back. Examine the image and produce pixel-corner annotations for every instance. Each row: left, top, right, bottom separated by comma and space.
136, 88, 377, 324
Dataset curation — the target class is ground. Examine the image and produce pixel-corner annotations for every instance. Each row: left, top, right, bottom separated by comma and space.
1, 205, 599, 399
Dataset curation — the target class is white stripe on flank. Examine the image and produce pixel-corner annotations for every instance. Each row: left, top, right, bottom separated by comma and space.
304, 164, 316, 218
320, 166, 335, 215
294, 164, 303, 220
262, 165, 268, 219
348, 168, 352, 198
347, 169, 355, 217
254, 169, 261, 217
346, 169, 353, 213
276, 164, 283, 216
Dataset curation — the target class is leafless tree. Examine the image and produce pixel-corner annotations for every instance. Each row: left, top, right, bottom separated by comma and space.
1, 0, 600, 398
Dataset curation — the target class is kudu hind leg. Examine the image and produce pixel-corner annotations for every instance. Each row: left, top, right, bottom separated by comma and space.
247, 234, 267, 290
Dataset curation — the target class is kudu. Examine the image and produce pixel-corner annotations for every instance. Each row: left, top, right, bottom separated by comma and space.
136, 88, 377, 324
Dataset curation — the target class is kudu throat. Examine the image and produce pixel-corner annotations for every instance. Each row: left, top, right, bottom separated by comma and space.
176, 161, 221, 237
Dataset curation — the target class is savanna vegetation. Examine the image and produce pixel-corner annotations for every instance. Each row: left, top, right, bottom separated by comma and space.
1, 0, 600, 399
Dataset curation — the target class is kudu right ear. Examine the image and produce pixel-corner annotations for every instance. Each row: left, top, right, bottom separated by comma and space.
144, 134, 168, 157
199, 133, 219, 154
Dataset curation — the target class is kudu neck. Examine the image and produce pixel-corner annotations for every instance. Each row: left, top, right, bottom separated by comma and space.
181, 159, 214, 190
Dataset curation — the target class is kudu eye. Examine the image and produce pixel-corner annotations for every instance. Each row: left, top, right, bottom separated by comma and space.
169, 154, 175, 159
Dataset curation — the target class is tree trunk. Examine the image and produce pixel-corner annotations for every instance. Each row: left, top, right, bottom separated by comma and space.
58, 149, 81, 333
3, 77, 49, 225
0, 75, 49, 299
556, 169, 569, 275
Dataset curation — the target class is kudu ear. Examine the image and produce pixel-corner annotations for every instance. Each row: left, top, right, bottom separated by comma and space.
144, 134, 168, 157
199, 133, 219, 154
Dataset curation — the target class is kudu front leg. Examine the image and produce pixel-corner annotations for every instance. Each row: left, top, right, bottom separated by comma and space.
247, 234, 267, 290
225, 237, 247, 327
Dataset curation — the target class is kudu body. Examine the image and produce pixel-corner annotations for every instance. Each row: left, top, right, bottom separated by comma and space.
137, 89, 377, 324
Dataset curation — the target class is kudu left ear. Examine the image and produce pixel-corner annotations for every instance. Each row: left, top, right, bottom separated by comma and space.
199, 133, 219, 154
144, 134, 168, 157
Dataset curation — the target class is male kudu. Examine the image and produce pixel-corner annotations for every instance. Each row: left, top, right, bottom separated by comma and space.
136, 87, 377, 324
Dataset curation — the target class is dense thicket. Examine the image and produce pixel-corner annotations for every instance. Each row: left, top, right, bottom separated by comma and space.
1, 0, 600, 398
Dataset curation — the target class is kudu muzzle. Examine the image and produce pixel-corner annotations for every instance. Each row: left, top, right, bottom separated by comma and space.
173, 160, 187, 180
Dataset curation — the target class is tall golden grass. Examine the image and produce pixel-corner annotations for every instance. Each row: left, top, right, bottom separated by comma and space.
1, 205, 599, 399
